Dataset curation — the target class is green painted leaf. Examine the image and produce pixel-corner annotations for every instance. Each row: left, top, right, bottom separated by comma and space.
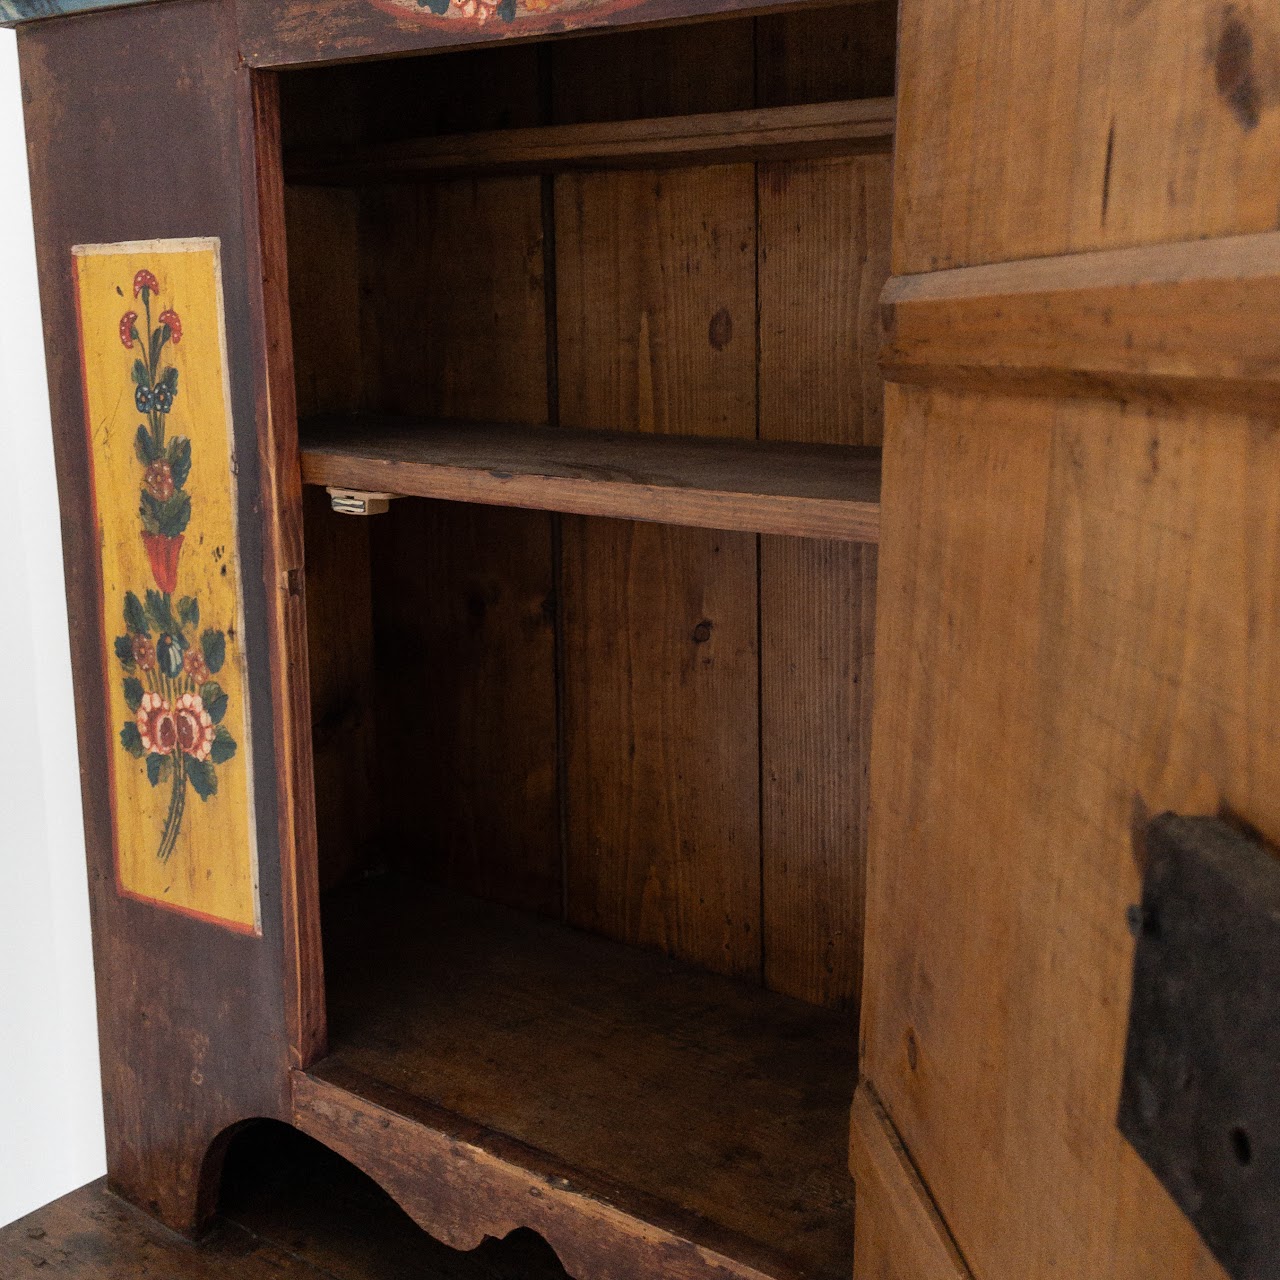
157, 490, 191, 538
146, 752, 171, 787
123, 591, 149, 636
148, 326, 162, 373
177, 595, 199, 628
114, 634, 135, 669
134, 424, 160, 466
167, 436, 191, 489
187, 757, 217, 801
200, 680, 228, 725
145, 588, 178, 635
160, 365, 179, 395
119, 722, 144, 757
201, 629, 226, 675
122, 677, 144, 712
139, 491, 162, 534
131, 359, 150, 387
210, 726, 237, 765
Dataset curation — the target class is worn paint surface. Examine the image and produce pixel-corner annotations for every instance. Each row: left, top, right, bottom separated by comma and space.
368, 0, 635, 27
73, 239, 259, 934
0, 0, 153, 26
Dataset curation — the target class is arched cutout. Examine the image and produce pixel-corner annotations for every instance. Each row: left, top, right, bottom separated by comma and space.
214, 1119, 572, 1277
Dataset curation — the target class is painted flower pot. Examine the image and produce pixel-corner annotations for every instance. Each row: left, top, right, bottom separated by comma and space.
142, 531, 183, 594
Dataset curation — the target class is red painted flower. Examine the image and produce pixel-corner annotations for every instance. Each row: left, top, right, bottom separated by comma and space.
182, 647, 209, 685
136, 692, 177, 755
174, 693, 216, 762
142, 531, 183, 594
132, 635, 156, 671
133, 269, 159, 298
158, 309, 182, 344
119, 311, 138, 349
144, 460, 175, 502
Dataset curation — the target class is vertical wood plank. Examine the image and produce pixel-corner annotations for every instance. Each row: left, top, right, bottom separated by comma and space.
283, 184, 378, 896
548, 20, 755, 124
556, 165, 761, 977
363, 177, 560, 914
758, 152, 892, 1007
755, 1, 898, 107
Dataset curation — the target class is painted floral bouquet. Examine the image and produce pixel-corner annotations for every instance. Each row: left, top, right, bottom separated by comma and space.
112, 268, 238, 863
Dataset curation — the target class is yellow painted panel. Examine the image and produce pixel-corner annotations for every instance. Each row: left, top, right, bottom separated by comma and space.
73, 239, 260, 934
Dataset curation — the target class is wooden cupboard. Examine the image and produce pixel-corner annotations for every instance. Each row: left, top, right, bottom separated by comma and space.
11, 0, 1276, 1277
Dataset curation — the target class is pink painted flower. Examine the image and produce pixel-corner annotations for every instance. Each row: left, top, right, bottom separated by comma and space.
174, 693, 215, 762
136, 692, 177, 755
144, 460, 175, 502
119, 311, 138, 349
133, 269, 159, 298
158, 309, 182, 343
132, 635, 156, 671
454, 0, 502, 21
182, 647, 209, 686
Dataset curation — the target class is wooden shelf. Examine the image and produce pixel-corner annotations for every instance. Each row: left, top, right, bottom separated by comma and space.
296, 878, 856, 1280
286, 98, 895, 185
300, 417, 881, 542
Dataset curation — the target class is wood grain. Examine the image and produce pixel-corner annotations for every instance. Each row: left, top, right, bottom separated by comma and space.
892, 0, 1280, 272
0, 1125, 571, 1278
756, 1, 899, 106
371, 500, 560, 913
864, 383, 1265, 1280
881, 230, 1280, 406
548, 16, 754, 122
311, 875, 857, 1279
758, 153, 891, 1007
556, 164, 762, 977
301, 418, 881, 542
358, 177, 559, 913
848, 1083, 973, 1280
19, 2, 292, 1229
238, 0, 884, 71
287, 100, 895, 184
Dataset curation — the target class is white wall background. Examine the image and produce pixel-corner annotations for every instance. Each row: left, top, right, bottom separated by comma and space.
0, 26, 107, 1227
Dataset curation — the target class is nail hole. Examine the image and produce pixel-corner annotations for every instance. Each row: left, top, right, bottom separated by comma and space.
1230, 1127, 1252, 1166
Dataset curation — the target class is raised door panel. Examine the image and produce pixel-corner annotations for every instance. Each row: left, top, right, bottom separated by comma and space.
867, 2, 1280, 1277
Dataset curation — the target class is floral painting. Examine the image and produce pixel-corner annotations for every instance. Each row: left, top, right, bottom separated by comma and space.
74, 241, 260, 934
113, 268, 238, 863
372, 0, 599, 26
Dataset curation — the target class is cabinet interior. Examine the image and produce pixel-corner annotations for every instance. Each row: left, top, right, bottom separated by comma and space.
278, 8, 895, 1276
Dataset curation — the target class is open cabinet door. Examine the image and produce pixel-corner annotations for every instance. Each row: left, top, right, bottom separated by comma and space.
859, 3, 1280, 1279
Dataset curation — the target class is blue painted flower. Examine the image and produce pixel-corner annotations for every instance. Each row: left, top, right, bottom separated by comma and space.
135, 384, 154, 412
153, 383, 174, 413
156, 633, 184, 680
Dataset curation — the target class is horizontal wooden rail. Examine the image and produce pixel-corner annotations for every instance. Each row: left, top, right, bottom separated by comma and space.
300, 416, 881, 542
286, 97, 895, 184
880, 229, 1280, 410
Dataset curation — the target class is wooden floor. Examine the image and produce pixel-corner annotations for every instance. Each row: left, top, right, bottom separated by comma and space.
0, 1122, 570, 1278
315, 876, 858, 1279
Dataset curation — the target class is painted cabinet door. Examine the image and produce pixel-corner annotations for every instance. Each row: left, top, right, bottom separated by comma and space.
859, 3, 1280, 1279
19, 0, 309, 1232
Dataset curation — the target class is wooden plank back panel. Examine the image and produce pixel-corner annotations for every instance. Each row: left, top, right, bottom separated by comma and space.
757, 153, 891, 1007
755, 1, 898, 107
556, 165, 762, 977
284, 185, 377, 895
363, 177, 560, 914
